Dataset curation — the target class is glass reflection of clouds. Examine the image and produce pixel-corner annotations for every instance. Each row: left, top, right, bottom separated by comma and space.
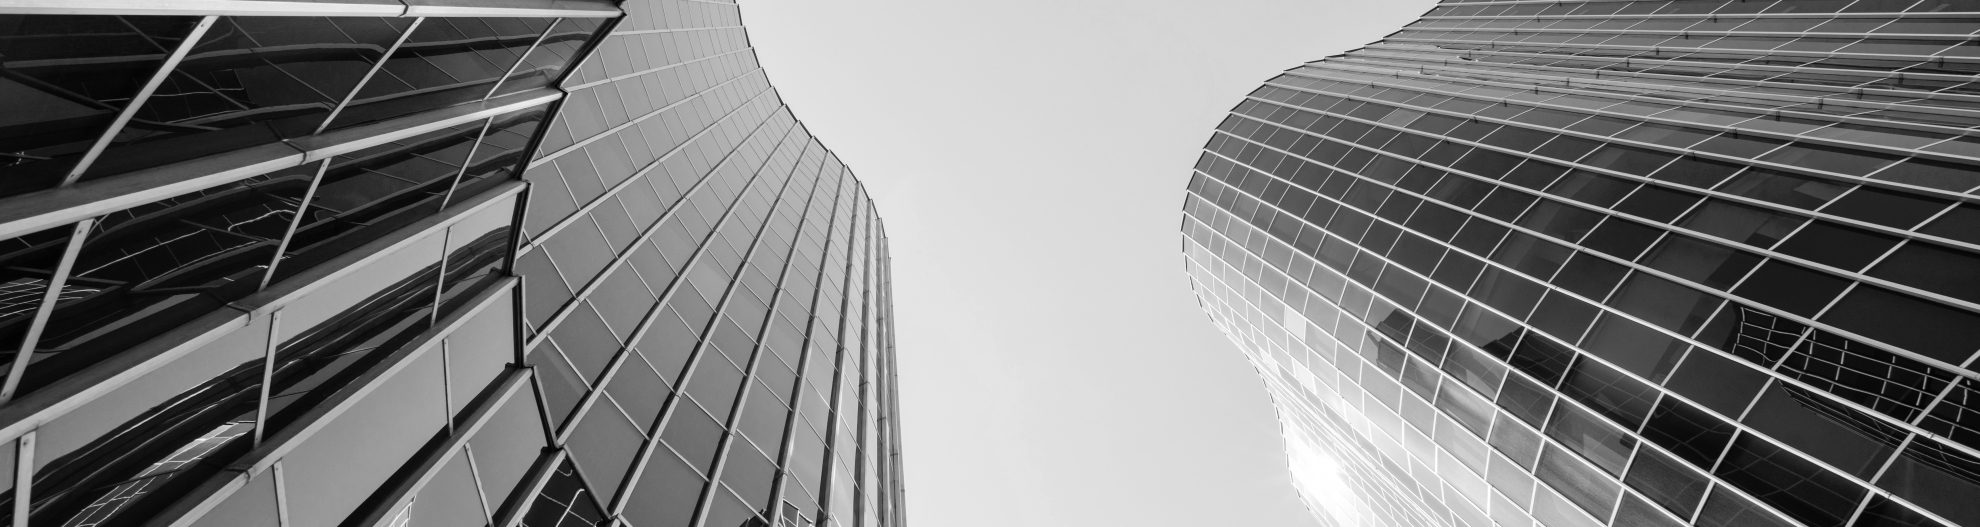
1285, 424, 1360, 527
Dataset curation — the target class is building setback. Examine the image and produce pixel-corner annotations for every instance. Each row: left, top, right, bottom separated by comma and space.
0, 1, 903, 527
1183, 1, 1980, 527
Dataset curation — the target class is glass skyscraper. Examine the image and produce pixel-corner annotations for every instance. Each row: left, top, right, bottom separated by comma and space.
1182, 2, 1980, 527
0, 1, 902, 527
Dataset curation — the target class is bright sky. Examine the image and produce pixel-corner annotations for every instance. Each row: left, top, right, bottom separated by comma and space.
741, 1, 1435, 525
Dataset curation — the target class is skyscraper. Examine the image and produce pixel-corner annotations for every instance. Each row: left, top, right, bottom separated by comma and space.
0, 2, 902, 527
1182, 2, 1980, 527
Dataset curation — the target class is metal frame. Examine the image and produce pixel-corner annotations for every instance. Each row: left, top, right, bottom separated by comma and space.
314, 17, 426, 136
521, 100, 792, 355
1183, 135, 1970, 527
760, 149, 844, 526
0, 182, 523, 445
59, 16, 216, 187
0, 220, 93, 403
482, 19, 561, 101
0, 90, 559, 242
523, 80, 780, 252
1228, 90, 1980, 373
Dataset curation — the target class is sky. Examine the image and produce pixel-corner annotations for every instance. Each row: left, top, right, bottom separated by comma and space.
740, 1, 1435, 525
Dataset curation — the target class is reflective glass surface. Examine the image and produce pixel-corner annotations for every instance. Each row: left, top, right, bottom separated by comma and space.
0, 2, 907, 527
1184, 2, 1980, 526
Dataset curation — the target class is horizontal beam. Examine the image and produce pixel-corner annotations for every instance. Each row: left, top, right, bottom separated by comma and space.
0, 88, 560, 241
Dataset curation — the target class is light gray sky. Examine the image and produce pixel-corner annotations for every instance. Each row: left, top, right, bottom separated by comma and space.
742, 2, 1434, 525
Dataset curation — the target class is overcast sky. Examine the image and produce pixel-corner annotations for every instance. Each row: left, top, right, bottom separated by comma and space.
741, 1, 1434, 525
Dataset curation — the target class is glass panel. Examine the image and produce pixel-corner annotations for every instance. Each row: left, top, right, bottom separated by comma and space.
468, 387, 548, 513
330, 17, 554, 129
1774, 220, 1898, 272
262, 234, 445, 454
1819, 284, 1980, 364
621, 449, 705, 527
81, 17, 411, 180
518, 460, 607, 527
0, 15, 201, 197
271, 119, 484, 284
1868, 241, 1980, 306
189, 472, 278, 527
1820, 186, 1949, 229
1875, 438, 1980, 527
27, 320, 275, 526
565, 401, 642, 505
1730, 260, 1846, 317
445, 289, 515, 415
493, 18, 605, 97
280, 349, 447, 527
1693, 486, 1795, 527
440, 195, 517, 312
24, 164, 315, 397
1535, 444, 1621, 520
1712, 432, 1867, 526
0, 225, 74, 394
1625, 447, 1707, 520
408, 450, 487, 527
1742, 382, 1904, 478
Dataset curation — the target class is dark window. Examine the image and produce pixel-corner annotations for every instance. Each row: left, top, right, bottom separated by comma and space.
1640, 398, 1735, 467
1546, 402, 1635, 477
1716, 169, 1847, 210
0, 15, 202, 197
1873, 158, 1980, 193
1852, 495, 1955, 527
1743, 383, 1905, 478
1713, 433, 1869, 526
1693, 486, 1797, 527
82, 17, 412, 180
1918, 204, 1980, 246
1639, 234, 1761, 290
1507, 329, 1578, 386
1497, 370, 1557, 425
1820, 186, 1951, 229
1731, 260, 1848, 317
1774, 220, 1899, 272
1492, 231, 1572, 280
1819, 284, 1980, 364
1559, 358, 1659, 427
330, 18, 555, 129
1550, 251, 1628, 301
1626, 446, 1709, 520
1578, 216, 1661, 260
1874, 439, 1980, 527
1759, 142, 1900, 176
1615, 185, 1702, 222
1548, 170, 1639, 207
1583, 145, 1678, 177
1869, 242, 1980, 305
1650, 156, 1742, 189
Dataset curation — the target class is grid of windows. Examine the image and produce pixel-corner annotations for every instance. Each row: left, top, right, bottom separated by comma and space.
1183, 2, 1980, 527
512, 2, 904, 527
0, 1, 902, 527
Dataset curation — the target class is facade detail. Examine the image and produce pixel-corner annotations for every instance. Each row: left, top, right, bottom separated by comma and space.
0, 1, 902, 527
1182, 2, 1980, 527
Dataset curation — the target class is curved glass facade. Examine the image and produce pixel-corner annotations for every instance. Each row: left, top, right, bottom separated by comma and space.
0, 2, 903, 527
1182, 2, 1980, 527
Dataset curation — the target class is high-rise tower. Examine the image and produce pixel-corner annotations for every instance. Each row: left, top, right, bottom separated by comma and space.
0, 1, 903, 526
1183, 2, 1980, 527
